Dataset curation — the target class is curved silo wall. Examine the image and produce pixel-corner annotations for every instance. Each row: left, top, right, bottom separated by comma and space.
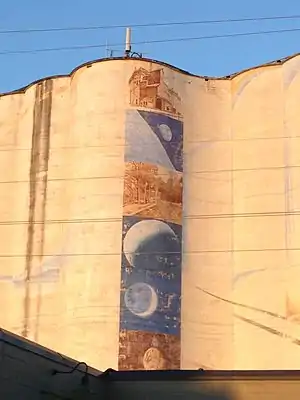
229, 57, 300, 370
0, 59, 187, 372
0, 62, 127, 371
230, 64, 286, 370
182, 54, 300, 371
181, 76, 234, 370
53, 62, 127, 370
2, 55, 300, 371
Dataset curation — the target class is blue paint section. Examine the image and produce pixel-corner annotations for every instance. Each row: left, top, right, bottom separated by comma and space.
119, 107, 183, 370
137, 111, 183, 172
125, 110, 183, 172
120, 216, 181, 335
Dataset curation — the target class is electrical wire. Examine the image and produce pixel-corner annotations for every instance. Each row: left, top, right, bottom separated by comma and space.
1, 14, 300, 35
1, 247, 300, 258
1, 162, 300, 185
0, 18, 299, 261
1, 27, 300, 56
1, 209, 300, 226
0, 132, 298, 152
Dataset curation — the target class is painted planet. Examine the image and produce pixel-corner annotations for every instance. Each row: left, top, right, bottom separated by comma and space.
143, 347, 165, 370
159, 124, 173, 142
123, 219, 180, 270
124, 282, 158, 318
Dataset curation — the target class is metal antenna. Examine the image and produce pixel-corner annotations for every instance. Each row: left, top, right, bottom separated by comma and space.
105, 39, 110, 58
106, 40, 112, 58
125, 27, 131, 57
104, 39, 115, 58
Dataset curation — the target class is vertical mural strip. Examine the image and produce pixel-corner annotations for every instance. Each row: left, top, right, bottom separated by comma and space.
118, 66, 183, 370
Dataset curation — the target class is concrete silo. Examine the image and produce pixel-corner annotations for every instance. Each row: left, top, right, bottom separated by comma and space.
0, 58, 185, 372
1, 54, 300, 372
183, 54, 300, 371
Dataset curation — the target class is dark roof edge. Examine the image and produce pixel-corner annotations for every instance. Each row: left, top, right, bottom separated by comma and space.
0, 52, 299, 98
0, 328, 101, 376
99, 368, 300, 382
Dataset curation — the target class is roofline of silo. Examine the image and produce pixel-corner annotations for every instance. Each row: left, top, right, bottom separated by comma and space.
0, 52, 299, 98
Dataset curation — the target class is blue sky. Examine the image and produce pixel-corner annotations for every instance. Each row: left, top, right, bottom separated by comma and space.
1, 0, 300, 93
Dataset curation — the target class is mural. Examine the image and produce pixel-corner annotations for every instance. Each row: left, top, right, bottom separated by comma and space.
118, 98, 183, 370
120, 216, 181, 334
123, 162, 182, 225
125, 110, 183, 171
119, 330, 180, 370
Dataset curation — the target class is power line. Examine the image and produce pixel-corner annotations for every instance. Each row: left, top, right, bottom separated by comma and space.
1, 247, 300, 258
1, 27, 300, 56
1, 14, 300, 35
0, 163, 296, 187
1, 209, 300, 226
0, 131, 299, 152
1, 162, 300, 185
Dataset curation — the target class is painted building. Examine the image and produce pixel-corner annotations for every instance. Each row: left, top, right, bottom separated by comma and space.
129, 67, 181, 115
1, 53, 300, 372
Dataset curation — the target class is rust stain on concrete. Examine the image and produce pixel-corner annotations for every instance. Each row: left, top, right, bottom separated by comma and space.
23, 80, 53, 339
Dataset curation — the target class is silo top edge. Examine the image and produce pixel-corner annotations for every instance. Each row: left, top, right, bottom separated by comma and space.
0, 52, 299, 98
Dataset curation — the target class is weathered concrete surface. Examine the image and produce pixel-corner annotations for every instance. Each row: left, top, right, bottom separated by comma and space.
1, 54, 300, 371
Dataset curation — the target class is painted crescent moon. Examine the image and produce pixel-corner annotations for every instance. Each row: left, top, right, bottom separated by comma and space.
124, 282, 158, 318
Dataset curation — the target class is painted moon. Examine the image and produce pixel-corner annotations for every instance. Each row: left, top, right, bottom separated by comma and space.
159, 124, 172, 142
125, 282, 158, 317
143, 347, 165, 370
123, 219, 180, 269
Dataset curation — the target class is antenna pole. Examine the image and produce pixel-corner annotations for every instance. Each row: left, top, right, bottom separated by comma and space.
105, 39, 109, 58
125, 27, 131, 57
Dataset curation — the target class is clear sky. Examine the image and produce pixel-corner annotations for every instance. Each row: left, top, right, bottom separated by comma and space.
1, 0, 300, 93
